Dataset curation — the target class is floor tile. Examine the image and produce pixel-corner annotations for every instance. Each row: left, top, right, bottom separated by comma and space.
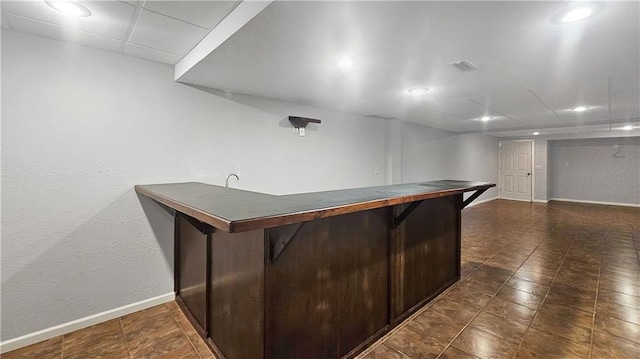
595, 312, 640, 344
483, 297, 536, 326
536, 300, 594, 328
520, 327, 590, 359
62, 319, 125, 355
122, 306, 184, 355
598, 289, 640, 310
1, 336, 63, 359
442, 287, 493, 310
545, 284, 596, 312
438, 346, 479, 359
455, 276, 503, 296
504, 277, 549, 297
513, 348, 546, 358
362, 344, 408, 359
596, 301, 640, 325
513, 268, 555, 286
495, 286, 544, 310
168, 306, 214, 358
472, 265, 514, 285
409, 309, 466, 344
452, 326, 518, 359
467, 311, 527, 344
385, 326, 447, 359
129, 328, 199, 358
531, 309, 592, 346
429, 298, 480, 326
63, 341, 129, 359
591, 330, 640, 358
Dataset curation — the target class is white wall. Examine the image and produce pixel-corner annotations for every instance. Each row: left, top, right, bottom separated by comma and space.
549, 137, 640, 205
504, 130, 640, 202
1, 31, 387, 341
1, 30, 500, 345
401, 122, 499, 201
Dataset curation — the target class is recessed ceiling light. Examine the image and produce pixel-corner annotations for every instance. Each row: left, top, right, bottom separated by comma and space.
562, 7, 593, 23
408, 87, 429, 95
572, 106, 589, 112
533, 132, 540, 135
622, 125, 633, 131
337, 58, 353, 69
553, 4, 604, 24
480, 116, 491, 122
46, 1, 92, 17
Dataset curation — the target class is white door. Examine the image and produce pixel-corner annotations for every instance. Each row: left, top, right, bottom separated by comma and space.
500, 140, 532, 201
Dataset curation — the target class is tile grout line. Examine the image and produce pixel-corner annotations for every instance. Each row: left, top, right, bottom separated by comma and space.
511, 225, 577, 358
355, 209, 519, 358
431, 221, 550, 358
357, 207, 530, 358
587, 235, 604, 359
118, 318, 133, 359
167, 304, 205, 359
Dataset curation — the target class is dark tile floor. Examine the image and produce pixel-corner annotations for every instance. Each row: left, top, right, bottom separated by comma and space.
5, 200, 639, 359
2, 302, 213, 359
359, 200, 640, 359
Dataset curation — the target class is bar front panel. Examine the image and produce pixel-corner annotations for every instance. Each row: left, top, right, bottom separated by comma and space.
265, 208, 390, 359
176, 214, 208, 332
209, 229, 265, 359
391, 195, 460, 318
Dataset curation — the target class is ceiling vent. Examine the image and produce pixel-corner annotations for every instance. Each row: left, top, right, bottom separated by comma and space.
448, 59, 478, 72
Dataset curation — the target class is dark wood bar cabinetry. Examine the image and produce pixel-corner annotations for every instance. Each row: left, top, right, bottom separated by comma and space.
136, 180, 494, 359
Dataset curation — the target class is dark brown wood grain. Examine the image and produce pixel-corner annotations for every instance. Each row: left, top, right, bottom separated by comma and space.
151, 180, 494, 359
391, 195, 460, 318
265, 209, 389, 359
176, 214, 208, 332
209, 229, 265, 359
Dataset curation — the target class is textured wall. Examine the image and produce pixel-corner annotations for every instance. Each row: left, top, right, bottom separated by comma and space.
401, 122, 499, 202
1, 31, 387, 340
549, 137, 640, 205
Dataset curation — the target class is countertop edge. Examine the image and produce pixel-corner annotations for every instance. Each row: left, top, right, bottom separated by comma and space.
136, 182, 495, 233
135, 185, 232, 232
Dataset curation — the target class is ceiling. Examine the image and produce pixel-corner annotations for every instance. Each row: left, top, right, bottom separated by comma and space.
2, 1, 639, 136
1, 1, 241, 64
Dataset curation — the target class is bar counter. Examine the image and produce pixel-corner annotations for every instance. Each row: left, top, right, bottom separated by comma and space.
135, 180, 495, 359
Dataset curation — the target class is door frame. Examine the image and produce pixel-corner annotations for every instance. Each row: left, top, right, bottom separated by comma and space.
498, 139, 535, 202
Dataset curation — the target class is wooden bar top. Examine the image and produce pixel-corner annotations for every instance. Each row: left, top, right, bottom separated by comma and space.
135, 180, 495, 233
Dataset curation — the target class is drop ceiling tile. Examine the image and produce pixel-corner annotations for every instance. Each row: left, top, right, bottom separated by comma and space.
128, 9, 209, 55
123, 43, 182, 65
143, 0, 241, 28
1, 1, 135, 39
6, 13, 122, 52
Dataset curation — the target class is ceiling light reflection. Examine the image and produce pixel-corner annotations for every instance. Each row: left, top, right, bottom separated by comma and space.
46, 1, 92, 17
337, 58, 353, 69
408, 87, 429, 95
562, 7, 593, 23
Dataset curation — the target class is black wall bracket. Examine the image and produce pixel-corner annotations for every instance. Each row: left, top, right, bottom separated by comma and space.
271, 222, 306, 262
393, 200, 424, 228
177, 212, 216, 235
462, 188, 488, 209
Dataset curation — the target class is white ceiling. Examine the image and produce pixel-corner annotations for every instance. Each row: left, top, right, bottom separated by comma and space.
1, 0, 241, 65
2, 1, 639, 136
